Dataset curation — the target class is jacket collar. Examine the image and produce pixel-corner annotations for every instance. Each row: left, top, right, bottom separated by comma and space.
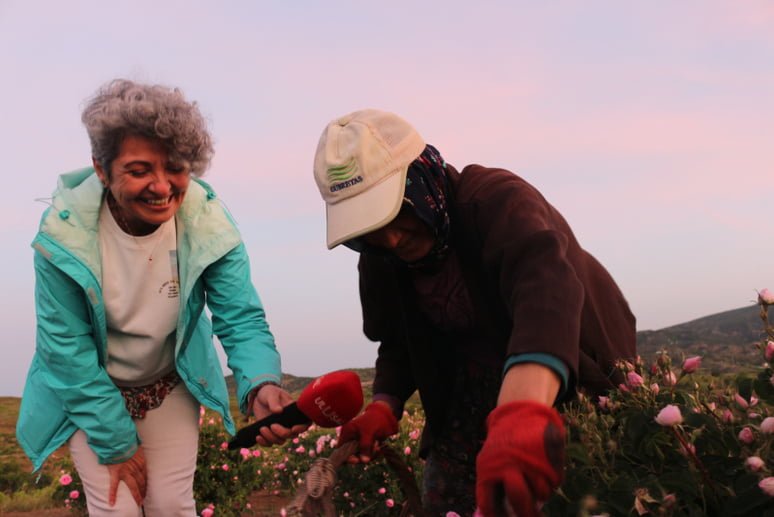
38, 168, 240, 285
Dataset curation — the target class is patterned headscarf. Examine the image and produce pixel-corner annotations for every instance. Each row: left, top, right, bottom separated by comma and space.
401, 144, 451, 267
345, 144, 452, 267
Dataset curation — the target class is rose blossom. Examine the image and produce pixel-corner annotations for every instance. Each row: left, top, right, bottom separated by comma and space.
650, 383, 660, 395
59, 474, 72, 486
761, 417, 774, 434
598, 396, 610, 410
758, 288, 774, 305
681, 356, 701, 374
745, 456, 765, 472
734, 393, 749, 409
69, 490, 79, 499
655, 405, 683, 426
386, 499, 395, 508
766, 341, 774, 362
201, 508, 214, 517
663, 371, 677, 386
759, 477, 774, 496
626, 371, 644, 388
738, 427, 754, 444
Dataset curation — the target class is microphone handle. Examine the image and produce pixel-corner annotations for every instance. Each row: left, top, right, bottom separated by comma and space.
227, 402, 311, 450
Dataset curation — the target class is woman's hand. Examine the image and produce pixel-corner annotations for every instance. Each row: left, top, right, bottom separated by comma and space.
338, 401, 399, 463
250, 384, 309, 446
107, 445, 147, 507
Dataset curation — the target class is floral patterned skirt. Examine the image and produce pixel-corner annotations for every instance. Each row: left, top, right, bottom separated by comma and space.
117, 370, 181, 419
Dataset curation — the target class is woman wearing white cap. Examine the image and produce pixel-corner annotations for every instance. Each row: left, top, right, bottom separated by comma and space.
313, 109, 637, 516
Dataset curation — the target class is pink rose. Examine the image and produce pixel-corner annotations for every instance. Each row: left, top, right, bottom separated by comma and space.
650, 383, 660, 395
758, 288, 774, 306
626, 371, 644, 388
681, 356, 701, 374
759, 477, 774, 497
738, 427, 755, 444
404, 446, 411, 455
59, 474, 72, 486
201, 508, 214, 517
446, 513, 462, 517
663, 371, 677, 386
655, 405, 683, 426
386, 499, 395, 508
745, 456, 765, 472
761, 417, 774, 434
239, 448, 251, 459
734, 393, 749, 409
378, 487, 386, 494
598, 396, 610, 410
766, 341, 774, 362
295, 446, 305, 454
221, 464, 229, 471
69, 490, 79, 499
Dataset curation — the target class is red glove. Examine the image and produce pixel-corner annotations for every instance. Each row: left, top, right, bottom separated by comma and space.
338, 401, 399, 459
476, 401, 565, 517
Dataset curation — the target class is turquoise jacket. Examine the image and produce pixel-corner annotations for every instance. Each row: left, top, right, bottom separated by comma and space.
16, 168, 282, 471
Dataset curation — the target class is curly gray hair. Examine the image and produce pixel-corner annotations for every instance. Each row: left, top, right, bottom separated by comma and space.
81, 79, 214, 177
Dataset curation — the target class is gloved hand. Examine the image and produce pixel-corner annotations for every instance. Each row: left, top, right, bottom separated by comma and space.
476, 400, 565, 517
338, 401, 399, 461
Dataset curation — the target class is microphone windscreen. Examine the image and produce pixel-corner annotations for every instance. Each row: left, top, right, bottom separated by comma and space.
297, 370, 363, 427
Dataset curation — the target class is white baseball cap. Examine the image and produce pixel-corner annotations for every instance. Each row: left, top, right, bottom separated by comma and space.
313, 109, 426, 249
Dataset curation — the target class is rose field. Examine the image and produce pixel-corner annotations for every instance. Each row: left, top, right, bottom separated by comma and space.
2, 293, 774, 516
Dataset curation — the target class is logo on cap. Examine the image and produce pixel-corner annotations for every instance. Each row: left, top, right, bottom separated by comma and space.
327, 158, 363, 193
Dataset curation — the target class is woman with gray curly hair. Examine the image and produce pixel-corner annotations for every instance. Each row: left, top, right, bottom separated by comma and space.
17, 79, 305, 516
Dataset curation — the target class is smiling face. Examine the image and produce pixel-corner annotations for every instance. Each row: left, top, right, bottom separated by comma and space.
95, 135, 191, 235
361, 206, 436, 263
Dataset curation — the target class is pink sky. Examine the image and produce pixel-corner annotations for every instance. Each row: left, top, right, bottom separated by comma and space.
1, 1, 772, 395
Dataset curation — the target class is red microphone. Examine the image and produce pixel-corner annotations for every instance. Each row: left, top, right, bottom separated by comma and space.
228, 370, 363, 450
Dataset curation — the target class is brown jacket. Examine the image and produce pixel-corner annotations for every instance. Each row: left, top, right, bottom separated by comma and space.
358, 164, 636, 434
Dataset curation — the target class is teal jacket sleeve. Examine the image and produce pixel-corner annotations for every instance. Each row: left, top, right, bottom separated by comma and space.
203, 243, 282, 414
33, 252, 139, 464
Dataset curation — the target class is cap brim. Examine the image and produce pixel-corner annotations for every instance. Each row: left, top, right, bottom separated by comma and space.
325, 167, 407, 249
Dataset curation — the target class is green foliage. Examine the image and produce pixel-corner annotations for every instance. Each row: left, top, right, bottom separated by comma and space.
191, 406, 425, 516
543, 340, 774, 516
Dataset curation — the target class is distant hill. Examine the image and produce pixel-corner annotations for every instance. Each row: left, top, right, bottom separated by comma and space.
636, 304, 765, 374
